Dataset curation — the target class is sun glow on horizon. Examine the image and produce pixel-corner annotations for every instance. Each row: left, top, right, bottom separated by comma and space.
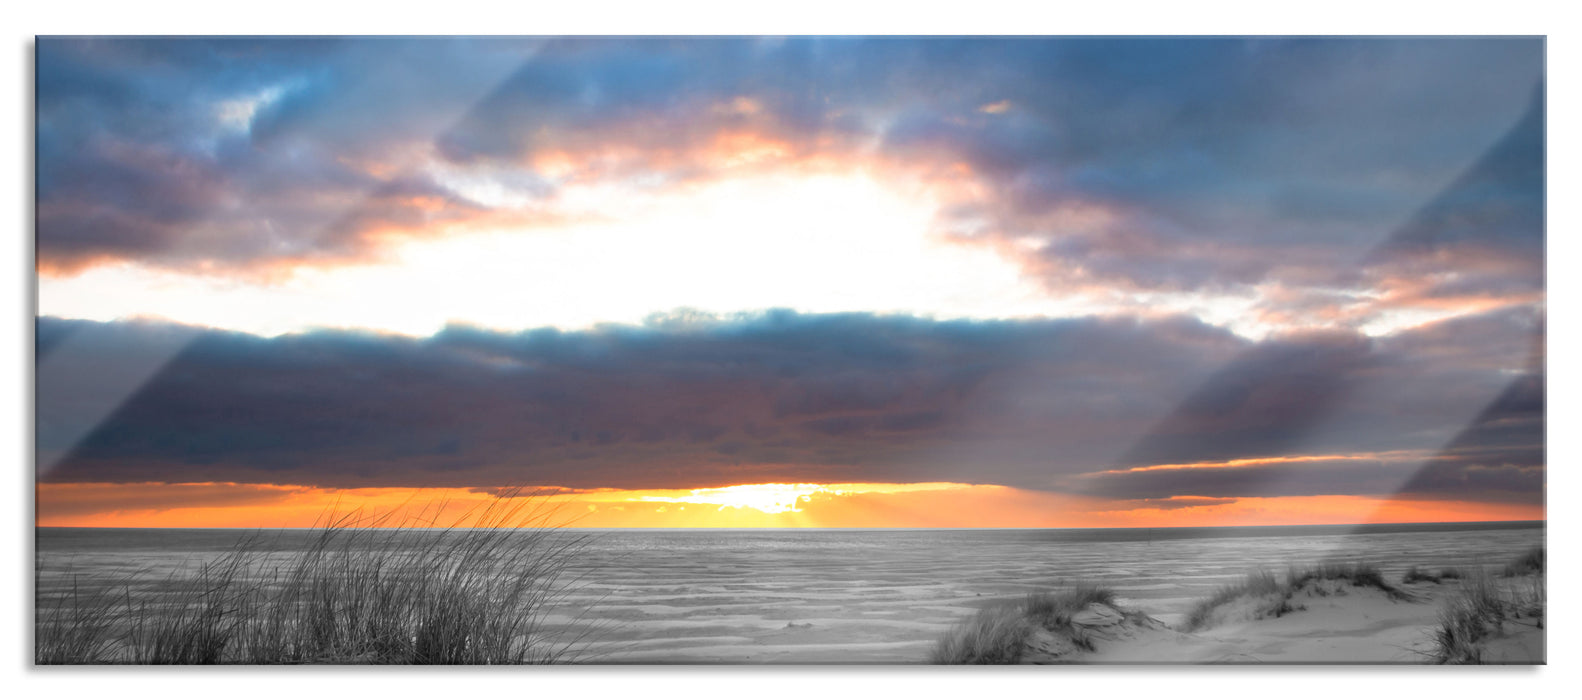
637, 483, 833, 514
35, 480, 1543, 530
631, 482, 980, 515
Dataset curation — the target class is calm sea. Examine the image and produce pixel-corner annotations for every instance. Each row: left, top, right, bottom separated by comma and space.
35, 521, 1544, 663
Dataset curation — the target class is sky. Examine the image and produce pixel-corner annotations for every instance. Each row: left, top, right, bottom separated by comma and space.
33, 36, 1545, 528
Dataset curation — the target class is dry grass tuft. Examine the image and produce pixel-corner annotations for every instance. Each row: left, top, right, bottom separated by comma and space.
36, 491, 593, 665
35, 574, 132, 665
1432, 548, 1545, 664
1183, 561, 1413, 633
1404, 565, 1467, 585
1181, 570, 1284, 632
931, 583, 1120, 664
929, 605, 1033, 664
1287, 562, 1413, 601
1501, 546, 1544, 577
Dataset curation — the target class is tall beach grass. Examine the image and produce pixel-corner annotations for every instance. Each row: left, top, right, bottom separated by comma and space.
1431, 547, 1545, 664
1181, 569, 1285, 632
930, 583, 1122, 664
1500, 545, 1544, 577
36, 491, 594, 664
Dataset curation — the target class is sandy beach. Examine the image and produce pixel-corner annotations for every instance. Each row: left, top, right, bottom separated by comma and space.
526, 525, 1544, 663
35, 523, 1543, 664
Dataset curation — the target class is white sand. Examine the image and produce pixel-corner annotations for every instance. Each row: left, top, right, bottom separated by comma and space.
1049, 577, 1544, 664
1087, 583, 1445, 663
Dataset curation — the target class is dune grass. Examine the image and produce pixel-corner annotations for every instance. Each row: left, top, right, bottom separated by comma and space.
931, 584, 1120, 664
1431, 547, 1545, 664
1023, 584, 1120, 652
1501, 546, 1544, 577
1403, 566, 1465, 584
1024, 585, 1115, 628
36, 492, 594, 665
1288, 562, 1413, 600
1431, 572, 1545, 663
1181, 570, 1285, 632
1402, 566, 1433, 584
929, 604, 1033, 664
35, 575, 132, 665
1182, 562, 1411, 632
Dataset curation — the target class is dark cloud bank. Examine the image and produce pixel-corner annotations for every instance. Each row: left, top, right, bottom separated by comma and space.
37, 308, 1541, 504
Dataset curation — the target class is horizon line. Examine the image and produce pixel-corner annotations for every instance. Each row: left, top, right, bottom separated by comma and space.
35, 519, 1547, 532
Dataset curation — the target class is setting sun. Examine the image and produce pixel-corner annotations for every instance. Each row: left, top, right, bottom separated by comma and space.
636, 483, 834, 514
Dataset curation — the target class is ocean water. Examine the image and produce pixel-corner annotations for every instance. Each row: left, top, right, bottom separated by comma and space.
35, 521, 1544, 663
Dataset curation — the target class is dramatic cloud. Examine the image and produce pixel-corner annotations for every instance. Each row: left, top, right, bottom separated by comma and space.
37, 38, 1543, 339
38, 307, 1538, 502
36, 38, 540, 274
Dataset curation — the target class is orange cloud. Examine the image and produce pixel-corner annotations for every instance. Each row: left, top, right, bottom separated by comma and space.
1081, 450, 1433, 477
978, 100, 1012, 114
1089, 494, 1543, 528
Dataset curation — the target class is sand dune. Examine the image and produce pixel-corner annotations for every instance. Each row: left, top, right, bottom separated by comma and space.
1094, 582, 1473, 663
1009, 576, 1544, 665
